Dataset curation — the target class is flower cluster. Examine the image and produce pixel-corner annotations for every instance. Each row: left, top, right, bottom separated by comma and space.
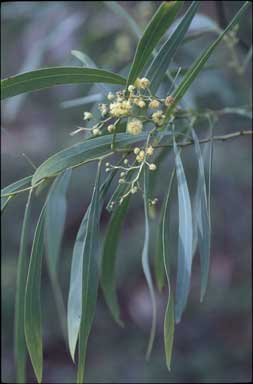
70, 76, 175, 208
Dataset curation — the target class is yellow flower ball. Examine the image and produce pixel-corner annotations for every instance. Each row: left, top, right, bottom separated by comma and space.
126, 118, 143, 136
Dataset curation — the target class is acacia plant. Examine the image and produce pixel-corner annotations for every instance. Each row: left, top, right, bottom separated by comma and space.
1, 1, 252, 383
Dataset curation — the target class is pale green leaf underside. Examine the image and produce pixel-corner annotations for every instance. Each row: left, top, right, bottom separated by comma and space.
126, 1, 183, 88
1, 67, 126, 99
192, 129, 211, 301
173, 140, 193, 323
162, 167, 176, 370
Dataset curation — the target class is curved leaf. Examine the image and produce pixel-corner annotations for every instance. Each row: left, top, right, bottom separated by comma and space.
68, 209, 89, 362
24, 200, 46, 383
162, 167, 176, 370
173, 139, 193, 323
67, 166, 117, 362
1, 175, 32, 213
45, 169, 72, 274
154, 221, 165, 293
164, 288, 175, 371
14, 190, 32, 383
154, 156, 175, 292
126, 1, 183, 88
146, 1, 199, 93
192, 128, 211, 301
166, 1, 250, 117
77, 162, 101, 383
142, 165, 157, 359
44, 169, 72, 342
32, 132, 148, 185
1, 67, 126, 99
101, 195, 130, 326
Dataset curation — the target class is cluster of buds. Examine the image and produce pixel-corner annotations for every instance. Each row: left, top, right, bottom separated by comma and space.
104, 141, 158, 208
133, 145, 156, 170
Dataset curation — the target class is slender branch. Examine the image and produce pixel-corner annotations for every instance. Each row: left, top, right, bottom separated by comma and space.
174, 105, 252, 120
154, 130, 252, 149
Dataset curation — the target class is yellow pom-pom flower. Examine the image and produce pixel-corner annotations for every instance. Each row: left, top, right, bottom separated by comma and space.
146, 145, 154, 156
149, 99, 160, 109
136, 150, 145, 162
110, 100, 131, 117
149, 163, 157, 171
152, 110, 165, 126
164, 95, 175, 107
126, 118, 143, 136
134, 77, 150, 89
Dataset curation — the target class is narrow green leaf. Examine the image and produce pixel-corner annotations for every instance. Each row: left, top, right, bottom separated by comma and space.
192, 128, 211, 301
32, 132, 148, 186
164, 289, 175, 371
1, 67, 126, 99
126, 1, 183, 88
142, 165, 157, 359
1, 175, 32, 212
44, 169, 72, 341
192, 143, 209, 257
45, 169, 72, 275
173, 139, 193, 323
77, 162, 101, 383
67, 166, 117, 362
162, 167, 176, 370
146, 1, 199, 93
24, 201, 46, 383
154, 222, 165, 292
166, 1, 250, 117
154, 153, 175, 292
14, 190, 32, 383
101, 195, 130, 326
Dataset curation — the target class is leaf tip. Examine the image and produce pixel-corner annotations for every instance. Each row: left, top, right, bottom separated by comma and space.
166, 361, 171, 372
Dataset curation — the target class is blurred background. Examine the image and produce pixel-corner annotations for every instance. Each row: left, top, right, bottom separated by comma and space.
1, 1, 252, 383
